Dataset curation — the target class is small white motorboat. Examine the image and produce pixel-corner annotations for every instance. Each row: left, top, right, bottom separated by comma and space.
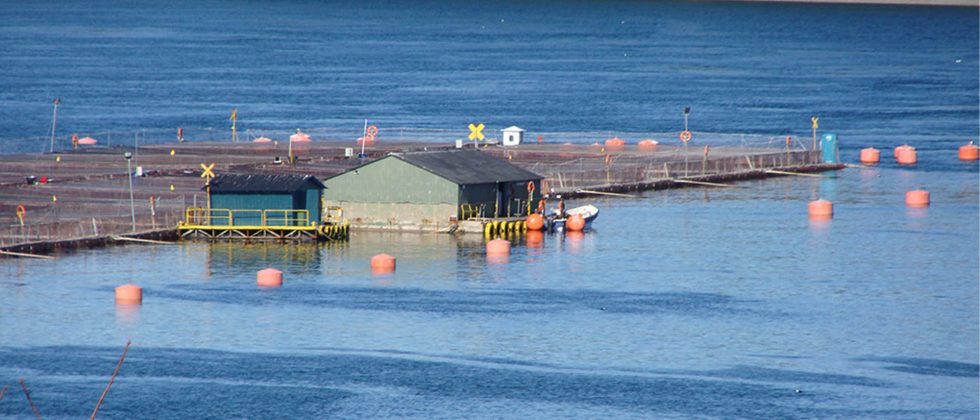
550, 204, 599, 232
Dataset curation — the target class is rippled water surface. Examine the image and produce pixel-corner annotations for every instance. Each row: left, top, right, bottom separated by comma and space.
1, 0, 978, 418
2, 165, 977, 418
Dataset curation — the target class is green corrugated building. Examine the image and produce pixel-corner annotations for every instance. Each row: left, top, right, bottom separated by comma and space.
323, 149, 542, 231
208, 174, 324, 226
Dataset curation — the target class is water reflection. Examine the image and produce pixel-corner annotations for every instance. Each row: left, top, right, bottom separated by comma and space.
205, 242, 323, 278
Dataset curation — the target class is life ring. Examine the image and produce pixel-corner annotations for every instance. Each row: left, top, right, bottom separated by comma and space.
679, 130, 692, 143
366, 125, 379, 137
15, 204, 26, 218
527, 181, 535, 193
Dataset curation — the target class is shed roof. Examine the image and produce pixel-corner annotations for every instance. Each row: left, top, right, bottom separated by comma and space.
208, 174, 325, 193
393, 149, 541, 185
501, 126, 524, 132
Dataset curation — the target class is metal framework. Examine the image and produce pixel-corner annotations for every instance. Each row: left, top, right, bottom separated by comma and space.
177, 207, 348, 242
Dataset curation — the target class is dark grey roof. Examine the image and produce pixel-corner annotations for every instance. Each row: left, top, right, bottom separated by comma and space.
393, 150, 542, 185
208, 174, 324, 193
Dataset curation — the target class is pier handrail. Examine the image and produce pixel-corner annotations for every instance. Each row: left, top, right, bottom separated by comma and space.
182, 208, 310, 228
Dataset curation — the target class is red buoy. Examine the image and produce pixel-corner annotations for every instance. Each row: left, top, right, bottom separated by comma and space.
905, 190, 930, 207
526, 214, 545, 231
256, 268, 283, 287
566, 214, 586, 231
859, 147, 880, 164
959, 143, 979, 161
604, 137, 626, 149
115, 284, 143, 304
486, 239, 511, 256
637, 139, 658, 152
808, 199, 833, 220
370, 254, 396, 273
896, 147, 917, 165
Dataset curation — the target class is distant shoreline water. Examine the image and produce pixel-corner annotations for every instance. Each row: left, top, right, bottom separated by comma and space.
727, 0, 977, 6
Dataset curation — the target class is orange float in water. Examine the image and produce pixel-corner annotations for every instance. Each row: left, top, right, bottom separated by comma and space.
77, 137, 98, 146
896, 147, 917, 165
894, 144, 911, 158
256, 268, 283, 287
859, 147, 880, 164
959, 143, 979, 161
370, 254, 396, 273
808, 199, 833, 220
637, 139, 658, 151
526, 230, 544, 248
486, 238, 511, 256
115, 284, 143, 304
905, 190, 930, 207
604, 137, 626, 148
565, 214, 586, 231
526, 214, 545, 231
290, 130, 311, 152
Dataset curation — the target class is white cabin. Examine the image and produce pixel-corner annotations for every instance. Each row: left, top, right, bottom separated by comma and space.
501, 126, 524, 146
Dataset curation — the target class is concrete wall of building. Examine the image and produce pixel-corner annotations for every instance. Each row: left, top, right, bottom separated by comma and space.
324, 201, 458, 231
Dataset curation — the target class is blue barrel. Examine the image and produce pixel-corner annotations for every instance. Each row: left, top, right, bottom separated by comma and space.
821, 133, 839, 163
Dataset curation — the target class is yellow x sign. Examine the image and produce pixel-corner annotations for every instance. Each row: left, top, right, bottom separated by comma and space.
468, 123, 485, 141
200, 163, 216, 179
811, 116, 819, 129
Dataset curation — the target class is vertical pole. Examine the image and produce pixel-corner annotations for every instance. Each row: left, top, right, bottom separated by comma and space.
360, 119, 368, 158
684, 143, 689, 177
49, 98, 60, 153
134, 131, 139, 167
811, 116, 818, 151
127, 157, 136, 232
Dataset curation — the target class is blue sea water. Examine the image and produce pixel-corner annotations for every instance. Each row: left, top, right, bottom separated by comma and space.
0, 0, 978, 418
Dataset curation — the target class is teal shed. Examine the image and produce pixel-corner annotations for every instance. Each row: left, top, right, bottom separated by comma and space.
208, 174, 324, 226
323, 149, 542, 231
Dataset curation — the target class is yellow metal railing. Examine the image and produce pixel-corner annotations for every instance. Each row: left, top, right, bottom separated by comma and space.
182, 208, 311, 228
459, 203, 488, 220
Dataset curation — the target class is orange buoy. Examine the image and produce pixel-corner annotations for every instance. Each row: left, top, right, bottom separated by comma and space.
115, 284, 143, 304
256, 268, 283, 287
894, 144, 911, 158
526, 230, 544, 248
486, 238, 511, 256
859, 147, 880, 164
566, 214, 586, 231
905, 190, 930, 207
896, 147, 917, 165
77, 137, 98, 145
808, 199, 833, 220
290, 130, 311, 152
959, 143, 979, 161
253, 137, 272, 143
526, 214, 545, 231
637, 139, 658, 151
604, 137, 626, 148
370, 254, 396, 273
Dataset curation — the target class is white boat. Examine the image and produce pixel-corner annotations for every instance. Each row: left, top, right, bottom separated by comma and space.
550, 204, 599, 232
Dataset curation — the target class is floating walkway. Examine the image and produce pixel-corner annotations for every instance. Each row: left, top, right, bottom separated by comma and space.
177, 208, 348, 242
